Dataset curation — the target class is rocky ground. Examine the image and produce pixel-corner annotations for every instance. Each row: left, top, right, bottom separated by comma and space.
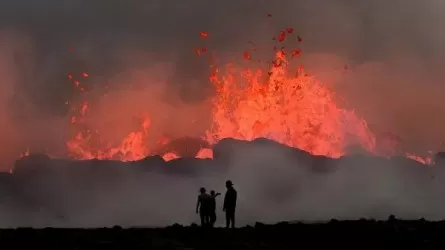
2, 219, 445, 249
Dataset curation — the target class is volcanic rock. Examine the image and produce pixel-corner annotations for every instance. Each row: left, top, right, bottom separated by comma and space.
1, 219, 445, 249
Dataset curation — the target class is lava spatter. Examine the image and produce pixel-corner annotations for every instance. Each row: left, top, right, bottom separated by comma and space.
58, 28, 432, 165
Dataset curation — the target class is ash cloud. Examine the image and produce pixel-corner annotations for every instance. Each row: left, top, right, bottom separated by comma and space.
0, 0, 445, 227
3, 140, 445, 228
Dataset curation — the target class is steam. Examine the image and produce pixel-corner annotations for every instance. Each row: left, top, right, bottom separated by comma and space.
0, 0, 445, 227
3, 141, 445, 228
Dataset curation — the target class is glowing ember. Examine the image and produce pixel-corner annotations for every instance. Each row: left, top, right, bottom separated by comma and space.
195, 47, 208, 56
406, 153, 434, 165
20, 148, 30, 158
291, 49, 301, 58
162, 152, 180, 161
243, 50, 251, 61
199, 32, 209, 38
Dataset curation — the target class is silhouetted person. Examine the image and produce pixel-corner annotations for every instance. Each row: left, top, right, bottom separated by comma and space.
223, 180, 237, 228
196, 187, 211, 227
209, 190, 221, 227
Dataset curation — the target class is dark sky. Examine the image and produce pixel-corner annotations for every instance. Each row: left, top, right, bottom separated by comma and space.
1, 0, 443, 109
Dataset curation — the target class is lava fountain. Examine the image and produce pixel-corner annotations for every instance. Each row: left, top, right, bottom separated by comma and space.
56, 29, 431, 164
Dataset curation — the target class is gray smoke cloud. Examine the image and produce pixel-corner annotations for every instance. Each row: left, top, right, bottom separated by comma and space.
0, 0, 445, 227
2, 142, 445, 228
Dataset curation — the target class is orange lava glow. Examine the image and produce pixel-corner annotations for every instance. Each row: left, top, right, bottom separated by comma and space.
20, 148, 30, 158
406, 153, 434, 165
195, 148, 213, 159
18, 29, 434, 165
161, 152, 180, 161
205, 50, 375, 158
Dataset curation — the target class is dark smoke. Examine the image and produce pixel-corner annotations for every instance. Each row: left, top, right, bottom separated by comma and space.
0, 0, 445, 227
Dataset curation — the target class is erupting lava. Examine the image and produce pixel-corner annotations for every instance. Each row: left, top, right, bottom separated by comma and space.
206, 50, 375, 157
46, 28, 431, 164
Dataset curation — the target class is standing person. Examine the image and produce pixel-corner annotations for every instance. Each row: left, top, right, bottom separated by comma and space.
196, 187, 210, 227
209, 190, 221, 227
223, 180, 237, 228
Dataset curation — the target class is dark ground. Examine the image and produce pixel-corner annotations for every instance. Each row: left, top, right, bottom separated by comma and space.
2, 219, 445, 249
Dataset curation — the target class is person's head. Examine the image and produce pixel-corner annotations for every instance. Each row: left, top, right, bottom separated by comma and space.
210, 190, 215, 195
199, 187, 206, 194
225, 180, 233, 189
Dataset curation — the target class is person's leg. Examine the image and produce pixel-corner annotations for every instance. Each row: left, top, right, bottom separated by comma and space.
225, 211, 230, 228
208, 213, 214, 227
200, 213, 205, 227
212, 212, 217, 226
205, 215, 210, 226
231, 211, 235, 228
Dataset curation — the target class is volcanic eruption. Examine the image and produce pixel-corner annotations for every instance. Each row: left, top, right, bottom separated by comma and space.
34, 27, 429, 165
5, 1, 445, 227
